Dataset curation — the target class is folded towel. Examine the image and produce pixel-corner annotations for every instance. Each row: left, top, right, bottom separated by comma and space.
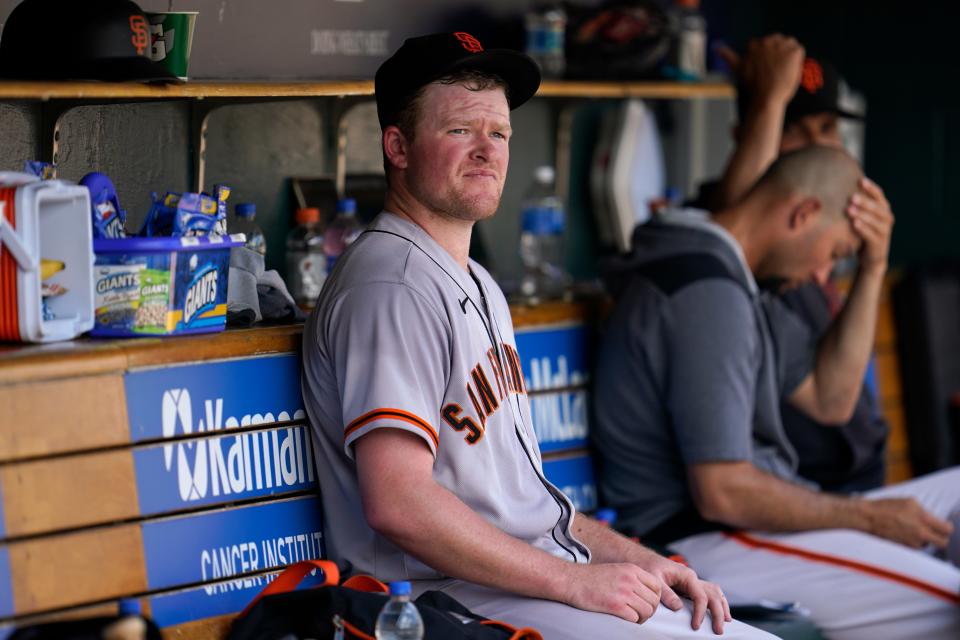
228, 247, 305, 326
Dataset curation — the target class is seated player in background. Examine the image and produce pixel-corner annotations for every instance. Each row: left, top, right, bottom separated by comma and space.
693, 34, 888, 492
593, 145, 960, 639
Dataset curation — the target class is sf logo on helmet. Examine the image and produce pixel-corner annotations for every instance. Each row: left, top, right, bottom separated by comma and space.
129, 15, 149, 56
454, 32, 483, 53
801, 59, 825, 94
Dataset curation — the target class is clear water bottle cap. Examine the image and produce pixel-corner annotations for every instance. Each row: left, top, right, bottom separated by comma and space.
295, 207, 320, 224
235, 202, 256, 218
336, 198, 357, 215
388, 581, 412, 596
534, 165, 555, 185
118, 598, 142, 616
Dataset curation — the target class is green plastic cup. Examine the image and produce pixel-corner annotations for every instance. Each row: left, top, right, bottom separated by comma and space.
146, 12, 198, 80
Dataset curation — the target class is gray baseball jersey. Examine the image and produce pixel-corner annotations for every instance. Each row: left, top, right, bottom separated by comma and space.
302, 211, 590, 584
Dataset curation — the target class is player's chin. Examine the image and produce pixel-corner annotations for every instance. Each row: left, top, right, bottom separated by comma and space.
455, 194, 501, 221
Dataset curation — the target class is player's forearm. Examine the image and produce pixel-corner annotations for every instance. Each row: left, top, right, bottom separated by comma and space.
811, 266, 885, 421
367, 479, 573, 601
691, 461, 873, 533
714, 101, 787, 209
571, 512, 659, 565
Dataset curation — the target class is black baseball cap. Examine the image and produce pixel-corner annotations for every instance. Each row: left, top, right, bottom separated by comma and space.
375, 32, 541, 129
737, 57, 862, 125
0, 0, 181, 83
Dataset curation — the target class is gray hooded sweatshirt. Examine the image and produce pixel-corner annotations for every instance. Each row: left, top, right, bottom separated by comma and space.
592, 209, 817, 542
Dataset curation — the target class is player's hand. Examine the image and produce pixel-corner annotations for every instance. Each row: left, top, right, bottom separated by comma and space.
718, 34, 805, 107
640, 554, 731, 634
560, 562, 662, 624
865, 497, 954, 549
848, 176, 894, 276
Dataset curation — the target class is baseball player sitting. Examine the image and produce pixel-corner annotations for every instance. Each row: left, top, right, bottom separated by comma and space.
302, 32, 776, 639
693, 35, 889, 492
593, 145, 960, 639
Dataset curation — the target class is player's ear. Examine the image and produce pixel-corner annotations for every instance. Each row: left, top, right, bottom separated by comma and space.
383, 126, 409, 171
788, 196, 822, 231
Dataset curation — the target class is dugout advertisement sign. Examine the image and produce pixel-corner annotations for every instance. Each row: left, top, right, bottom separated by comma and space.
143, 497, 325, 626
0, 548, 11, 620
133, 424, 318, 515
542, 453, 597, 513
515, 324, 590, 453
125, 354, 305, 441
125, 355, 315, 514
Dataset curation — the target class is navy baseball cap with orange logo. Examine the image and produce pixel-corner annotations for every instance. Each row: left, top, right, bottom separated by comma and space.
375, 32, 541, 129
737, 57, 862, 125
0, 0, 180, 83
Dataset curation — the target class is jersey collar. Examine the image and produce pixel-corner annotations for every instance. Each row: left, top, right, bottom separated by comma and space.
372, 211, 484, 301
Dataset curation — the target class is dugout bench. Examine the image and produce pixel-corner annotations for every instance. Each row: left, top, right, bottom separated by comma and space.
0, 287, 908, 639
0, 302, 597, 638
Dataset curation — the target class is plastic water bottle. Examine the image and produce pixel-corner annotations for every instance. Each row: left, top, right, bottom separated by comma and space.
102, 599, 147, 640
375, 581, 424, 640
286, 207, 326, 307
666, 0, 706, 81
518, 166, 570, 303
323, 198, 362, 273
525, 3, 566, 79
231, 202, 267, 256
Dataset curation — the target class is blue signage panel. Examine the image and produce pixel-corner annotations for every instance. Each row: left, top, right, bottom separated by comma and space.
142, 497, 324, 592
543, 453, 597, 513
0, 547, 12, 618
528, 390, 589, 453
0, 475, 6, 540
515, 324, 590, 392
134, 425, 318, 515
149, 567, 331, 628
125, 354, 305, 442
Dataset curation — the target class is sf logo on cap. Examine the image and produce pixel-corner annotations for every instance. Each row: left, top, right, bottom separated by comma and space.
454, 32, 483, 53
801, 58, 825, 94
129, 15, 149, 56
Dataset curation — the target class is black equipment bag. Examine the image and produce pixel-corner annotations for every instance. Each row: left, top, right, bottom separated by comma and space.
227, 560, 542, 640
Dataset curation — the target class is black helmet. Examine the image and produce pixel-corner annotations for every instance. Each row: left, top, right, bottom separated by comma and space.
0, 0, 180, 83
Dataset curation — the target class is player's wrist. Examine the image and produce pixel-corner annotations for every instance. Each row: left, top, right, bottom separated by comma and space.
752, 84, 793, 109
848, 496, 879, 535
857, 257, 888, 280
551, 559, 581, 605
746, 95, 786, 119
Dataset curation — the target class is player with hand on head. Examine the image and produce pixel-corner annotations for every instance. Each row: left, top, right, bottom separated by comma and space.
594, 145, 960, 639
302, 31, 776, 639
693, 34, 892, 492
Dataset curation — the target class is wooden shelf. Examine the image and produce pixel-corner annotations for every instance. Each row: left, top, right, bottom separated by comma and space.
538, 79, 733, 99
0, 324, 304, 385
0, 79, 733, 101
0, 299, 599, 384
0, 80, 377, 100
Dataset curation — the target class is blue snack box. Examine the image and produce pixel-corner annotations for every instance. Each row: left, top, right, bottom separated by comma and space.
92, 234, 243, 337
